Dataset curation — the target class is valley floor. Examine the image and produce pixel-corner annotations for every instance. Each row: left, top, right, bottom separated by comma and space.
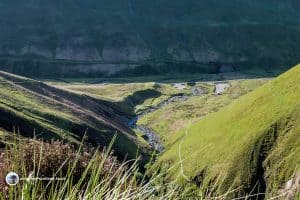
53, 76, 269, 148
0, 69, 299, 199
49, 67, 300, 199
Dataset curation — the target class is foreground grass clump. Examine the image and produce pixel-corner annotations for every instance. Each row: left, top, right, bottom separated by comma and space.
0, 136, 255, 199
0, 137, 186, 200
0, 140, 121, 184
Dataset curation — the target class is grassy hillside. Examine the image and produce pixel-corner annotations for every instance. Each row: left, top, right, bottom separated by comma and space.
138, 79, 269, 143
0, 71, 148, 160
155, 65, 300, 198
58, 82, 192, 115
0, 1, 300, 77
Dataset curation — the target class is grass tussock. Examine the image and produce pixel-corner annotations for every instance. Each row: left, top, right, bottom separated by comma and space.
0, 139, 122, 186
0, 136, 254, 199
0, 136, 185, 200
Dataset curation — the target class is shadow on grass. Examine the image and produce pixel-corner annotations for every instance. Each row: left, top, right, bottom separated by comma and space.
115, 89, 162, 116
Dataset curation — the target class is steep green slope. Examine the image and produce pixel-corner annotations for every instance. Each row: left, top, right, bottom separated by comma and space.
156, 65, 300, 198
0, 1, 300, 77
0, 71, 148, 160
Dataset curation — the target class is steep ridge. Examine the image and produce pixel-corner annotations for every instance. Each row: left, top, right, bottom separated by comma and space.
0, 1, 300, 77
0, 71, 148, 160
155, 65, 300, 198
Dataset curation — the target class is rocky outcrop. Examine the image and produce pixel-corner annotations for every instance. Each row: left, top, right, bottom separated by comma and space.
55, 47, 102, 61
277, 173, 300, 200
136, 125, 164, 152
21, 46, 53, 58
167, 46, 194, 61
102, 46, 150, 62
192, 49, 222, 63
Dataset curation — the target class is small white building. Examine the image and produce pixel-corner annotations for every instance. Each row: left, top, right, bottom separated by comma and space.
173, 83, 186, 90
214, 83, 230, 95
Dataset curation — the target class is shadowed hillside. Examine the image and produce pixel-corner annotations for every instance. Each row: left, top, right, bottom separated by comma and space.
0, 1, 300, 77
0, 71, 149, 160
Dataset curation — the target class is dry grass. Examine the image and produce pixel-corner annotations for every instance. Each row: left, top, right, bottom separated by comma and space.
0, 138, 132, 199
1, 139, 120, 181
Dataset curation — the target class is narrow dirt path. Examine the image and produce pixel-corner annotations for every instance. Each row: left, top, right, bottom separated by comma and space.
178, 124, 191, 181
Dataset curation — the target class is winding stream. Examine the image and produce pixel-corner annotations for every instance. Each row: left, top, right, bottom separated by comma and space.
126, 83, 226, 152
127, 94, 191, 152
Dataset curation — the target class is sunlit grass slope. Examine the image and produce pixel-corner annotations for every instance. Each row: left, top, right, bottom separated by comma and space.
0, 71, 147, 159
156, 65, 300, 198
